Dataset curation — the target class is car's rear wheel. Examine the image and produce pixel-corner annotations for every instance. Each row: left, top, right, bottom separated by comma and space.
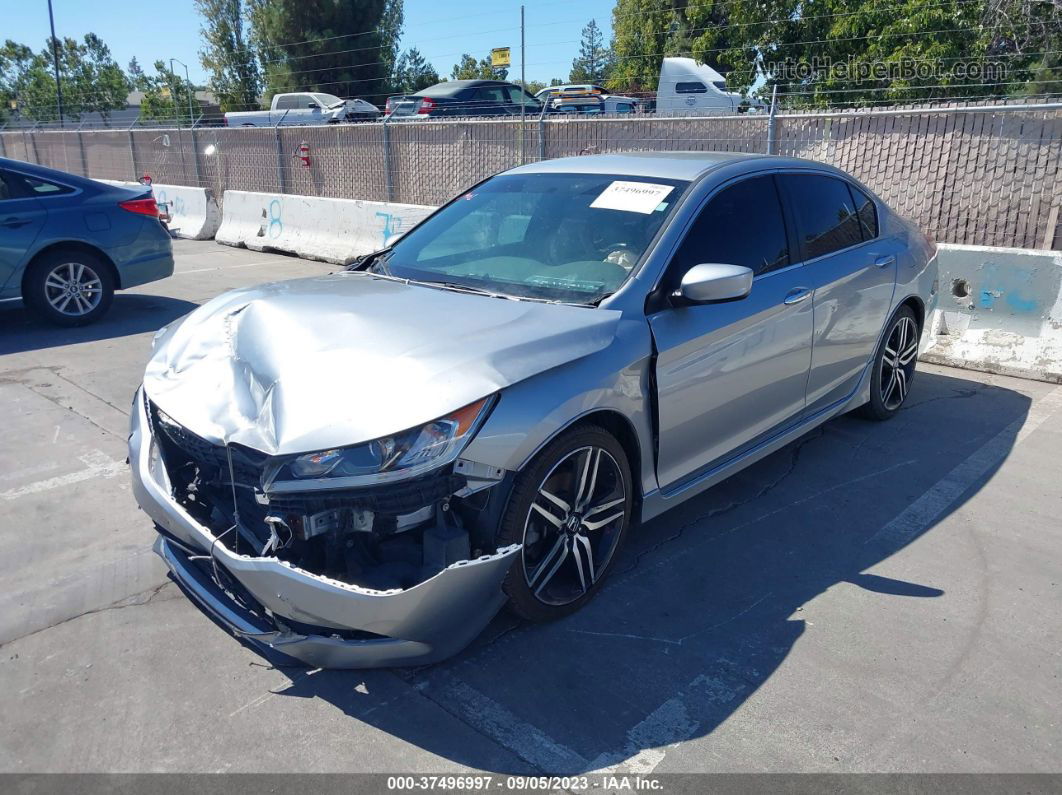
24, 249, 115, 327
498, 426, 633, 622
858, 306, 919, 420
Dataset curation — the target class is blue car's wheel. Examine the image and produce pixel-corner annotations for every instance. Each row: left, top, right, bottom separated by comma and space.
25, 249, 114, 327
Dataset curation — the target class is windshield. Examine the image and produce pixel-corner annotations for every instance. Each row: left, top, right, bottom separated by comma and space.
315, 93, 344, 107
372, 172, 690, 303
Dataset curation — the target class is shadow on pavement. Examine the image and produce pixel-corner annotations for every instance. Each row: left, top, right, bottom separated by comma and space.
206, 369, 1032, 773
0, 294, 197, 355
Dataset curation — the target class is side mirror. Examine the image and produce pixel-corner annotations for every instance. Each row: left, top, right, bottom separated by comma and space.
677, 263, 753, 304
307, 102, 320, 110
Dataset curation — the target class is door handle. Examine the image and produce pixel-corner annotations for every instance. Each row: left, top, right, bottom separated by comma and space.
783, 287, 812, 305
874, 255, 897, 268
0, 217, 30, 228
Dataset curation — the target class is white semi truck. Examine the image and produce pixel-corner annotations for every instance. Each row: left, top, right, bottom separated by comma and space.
655, 58, 764, 115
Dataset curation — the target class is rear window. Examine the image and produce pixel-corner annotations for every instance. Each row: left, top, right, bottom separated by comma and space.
418, 83, 467, 98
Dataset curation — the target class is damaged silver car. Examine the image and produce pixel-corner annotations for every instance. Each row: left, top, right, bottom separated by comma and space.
130, 152, 937, 668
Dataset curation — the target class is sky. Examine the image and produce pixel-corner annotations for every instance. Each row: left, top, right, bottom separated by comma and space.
2, 0, 617, 88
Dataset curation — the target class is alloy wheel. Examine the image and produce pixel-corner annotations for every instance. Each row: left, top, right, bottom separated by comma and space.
880, 314, 918, 410
44, 262, 104, 317
521, 445, 627, 606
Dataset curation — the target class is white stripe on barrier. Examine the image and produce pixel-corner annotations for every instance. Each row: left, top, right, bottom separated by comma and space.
97, 180, 221, 241
214, 190, 436, 265
921, 243, 1062, 384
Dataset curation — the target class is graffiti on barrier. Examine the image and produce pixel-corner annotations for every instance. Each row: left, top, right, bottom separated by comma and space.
376, 211, 403, 246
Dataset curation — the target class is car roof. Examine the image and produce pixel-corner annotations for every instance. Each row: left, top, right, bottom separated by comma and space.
417, 80, 512, 96
504, 152, 847, 182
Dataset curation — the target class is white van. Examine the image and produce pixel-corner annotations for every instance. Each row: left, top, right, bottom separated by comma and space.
655, 57, 760, 115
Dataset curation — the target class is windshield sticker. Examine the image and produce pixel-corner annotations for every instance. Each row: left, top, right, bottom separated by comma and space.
591, 181, 675, 214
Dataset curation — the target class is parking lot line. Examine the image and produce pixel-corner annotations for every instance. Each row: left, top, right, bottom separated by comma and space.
177, 260, 308, 275
868, 384, 1062, 550
0, 449, 126, 502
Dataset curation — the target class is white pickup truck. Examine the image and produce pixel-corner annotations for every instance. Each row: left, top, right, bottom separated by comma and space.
224, 92, 381, 127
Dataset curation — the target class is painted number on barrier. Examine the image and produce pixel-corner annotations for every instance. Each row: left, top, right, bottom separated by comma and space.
257, 198, 284, 239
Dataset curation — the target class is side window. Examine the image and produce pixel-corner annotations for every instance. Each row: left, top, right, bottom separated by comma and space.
22, 175, 72, 196
712, 81, 728, 91
505, 86, 539, 107
0, 171, 20, 201
675, 81, 707, 94
667, 175, 790, 288
782, 174, 863, 259
275, 95, 298, 110
615, 102, 634, 113
850, 185, 878, 239
475, 87, 506, 103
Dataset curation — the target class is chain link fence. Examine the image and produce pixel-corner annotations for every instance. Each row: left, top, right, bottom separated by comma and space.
2, 99, 1059, 249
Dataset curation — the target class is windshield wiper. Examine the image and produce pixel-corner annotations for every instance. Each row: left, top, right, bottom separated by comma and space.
352, 248, 393, 275
424, 281, 513, 299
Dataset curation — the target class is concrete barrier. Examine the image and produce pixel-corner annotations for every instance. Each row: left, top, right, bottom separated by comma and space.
99, 180, 221, 240
921, 244, 1062, 383
214, 190, 436, 265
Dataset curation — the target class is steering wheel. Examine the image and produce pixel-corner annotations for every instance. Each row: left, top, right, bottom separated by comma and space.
598, 241, 638, 271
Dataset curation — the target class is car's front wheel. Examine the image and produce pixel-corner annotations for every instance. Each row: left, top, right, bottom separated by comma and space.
859, 305, 920, 420
24, 249, 114, 327
498, 426, 633, 621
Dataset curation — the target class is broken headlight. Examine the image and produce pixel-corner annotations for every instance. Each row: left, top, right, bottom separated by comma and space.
267, 397, 493, 490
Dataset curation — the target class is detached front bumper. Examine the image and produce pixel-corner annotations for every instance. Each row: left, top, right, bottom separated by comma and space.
129, 388, 520, 668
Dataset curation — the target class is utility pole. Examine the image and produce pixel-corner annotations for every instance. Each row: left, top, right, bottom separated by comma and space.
47, 0, 64, 127
170, 58, 195, 126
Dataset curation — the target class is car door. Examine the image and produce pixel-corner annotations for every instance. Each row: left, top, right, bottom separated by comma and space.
777, 173, 900, 416
649, 174, 814, 491
0, 170, 47, 293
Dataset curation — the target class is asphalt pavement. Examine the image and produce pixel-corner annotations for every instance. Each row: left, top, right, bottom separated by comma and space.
1, 239, 1059, 774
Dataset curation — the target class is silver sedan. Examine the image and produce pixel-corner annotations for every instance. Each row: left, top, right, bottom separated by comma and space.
130, 152, 937, 668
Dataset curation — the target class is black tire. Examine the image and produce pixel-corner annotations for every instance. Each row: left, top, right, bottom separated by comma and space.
24, 248, 115, 327
858, 306, 919, 421
497, 425, 634, 622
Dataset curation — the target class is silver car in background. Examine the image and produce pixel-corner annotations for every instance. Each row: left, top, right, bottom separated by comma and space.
130, 152, 937, 668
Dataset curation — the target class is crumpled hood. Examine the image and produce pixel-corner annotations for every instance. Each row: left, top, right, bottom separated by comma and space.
144, 271, 619, 455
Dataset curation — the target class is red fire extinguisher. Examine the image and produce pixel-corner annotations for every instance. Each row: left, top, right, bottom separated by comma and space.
296, 141, 311, 167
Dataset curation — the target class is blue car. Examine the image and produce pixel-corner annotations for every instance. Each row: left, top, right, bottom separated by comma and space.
0, 157, 174, 326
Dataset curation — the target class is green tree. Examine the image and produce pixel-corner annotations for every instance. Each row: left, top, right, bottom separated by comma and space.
136, 60, 198, 125
393, 47, 439, 93
378, 0, 405, 94
569, 19, 613, 84
608, 0, 1056, 107
608, 0, 683, 93
0, 40, 34, 122
3, 34, 129, 123
195, 0, 261, 113
450, 52, 507, 81
248, 0, 399, 106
